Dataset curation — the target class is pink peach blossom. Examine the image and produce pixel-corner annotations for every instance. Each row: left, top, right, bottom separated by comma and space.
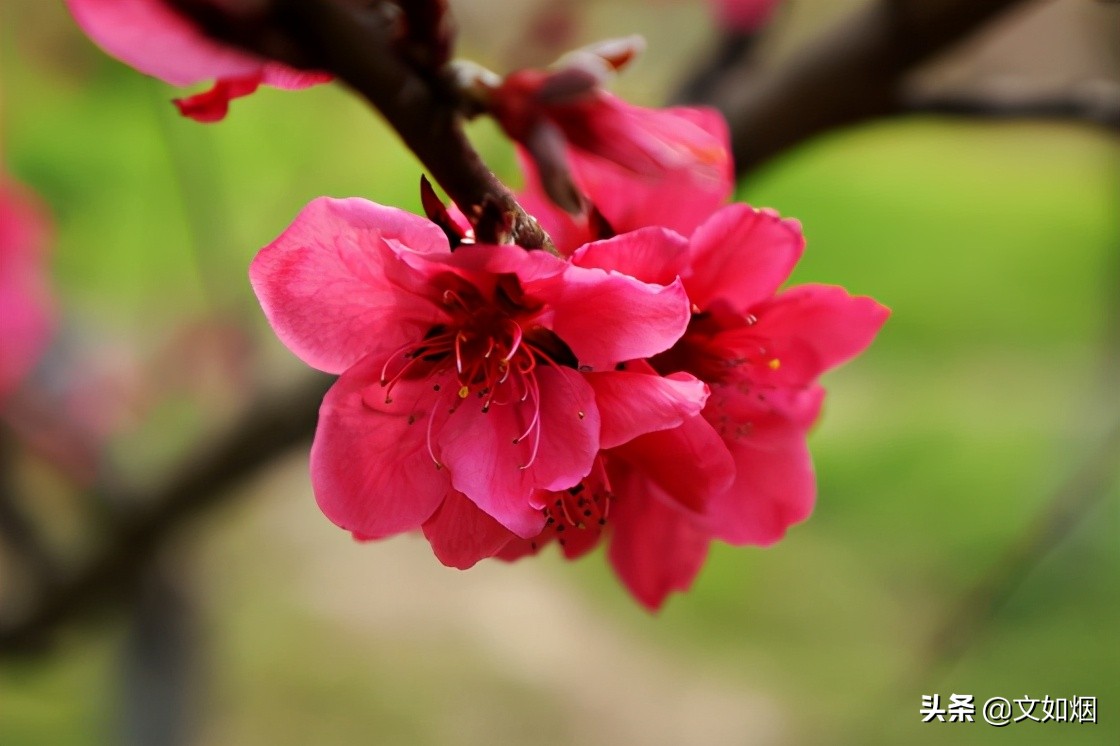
514, 164, 888, 606
425, 366, 718, 573
642, 205, 888, 545
0, 179, 54, 402
488, 46, 732, 227
569, 206, 886, 607
66, 0, 329, 122
251, 197, 703, 557
516, 105, 733, 255
498, 360, 738, 609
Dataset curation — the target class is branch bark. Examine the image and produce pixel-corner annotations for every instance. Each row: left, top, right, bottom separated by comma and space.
0, 374, 331, 654
697, 0, 1031, 174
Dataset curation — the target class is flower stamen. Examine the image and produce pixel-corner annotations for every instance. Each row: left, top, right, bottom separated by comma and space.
517, 372, 543, 470
425, 402, 442, 469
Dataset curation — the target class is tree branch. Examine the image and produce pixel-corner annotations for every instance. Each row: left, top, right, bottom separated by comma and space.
0, 374, 331, 654
694, 0, 1031, 174
169, 0, 551, 249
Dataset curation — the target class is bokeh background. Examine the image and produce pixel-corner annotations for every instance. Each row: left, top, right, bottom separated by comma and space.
1, 0, 1117, 744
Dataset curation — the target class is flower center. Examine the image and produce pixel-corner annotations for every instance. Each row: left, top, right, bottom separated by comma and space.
377, 273, 577, 470
650, 307, 778, 385
537, 456, 613, 550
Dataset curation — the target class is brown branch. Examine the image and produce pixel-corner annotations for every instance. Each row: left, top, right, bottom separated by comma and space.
0, 374, 331, 654
168, 0, 551, 250
693, 0, 1031, 174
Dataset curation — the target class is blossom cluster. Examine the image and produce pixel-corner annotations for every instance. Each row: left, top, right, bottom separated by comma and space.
250, 114, 886, 609
66, 0, 887, 609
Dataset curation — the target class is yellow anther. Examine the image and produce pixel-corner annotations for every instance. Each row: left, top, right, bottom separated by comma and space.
458, 385, 470, 398
768, 358, 781, 370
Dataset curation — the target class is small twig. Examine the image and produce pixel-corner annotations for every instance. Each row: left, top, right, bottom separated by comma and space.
840, 418, 1120, 740
852, 214, 1120, 735
906, 195, 1120, 685
921, 422, 1120, 670
0, 373, 331, 654
167, 0, 553, 250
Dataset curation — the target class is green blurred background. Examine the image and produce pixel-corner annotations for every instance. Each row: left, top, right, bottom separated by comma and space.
1, 1, 1117, 744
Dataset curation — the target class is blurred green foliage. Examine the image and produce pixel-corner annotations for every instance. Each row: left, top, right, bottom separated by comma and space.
1, 3, 1117, 745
